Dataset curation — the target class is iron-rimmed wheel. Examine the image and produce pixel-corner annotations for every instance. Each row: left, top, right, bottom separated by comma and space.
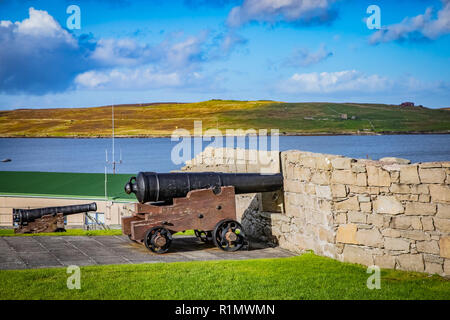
194, 230, 213, 243
213, 219, 245, 252
144, 226, 172, 253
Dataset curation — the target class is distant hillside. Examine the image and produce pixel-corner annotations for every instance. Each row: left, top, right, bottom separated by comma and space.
0, 100, 449, 137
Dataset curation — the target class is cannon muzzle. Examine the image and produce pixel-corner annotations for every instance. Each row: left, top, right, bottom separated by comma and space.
125, 172, 283, 203
13, 202, 97, 224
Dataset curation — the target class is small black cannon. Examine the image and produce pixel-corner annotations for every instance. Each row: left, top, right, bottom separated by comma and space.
13, 202, 97, 234
123, 172, 283, 253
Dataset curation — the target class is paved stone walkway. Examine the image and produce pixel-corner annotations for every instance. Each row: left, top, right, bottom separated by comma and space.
0, 235, 296, 270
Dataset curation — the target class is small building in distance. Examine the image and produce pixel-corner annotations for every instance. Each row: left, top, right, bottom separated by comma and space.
400, 102, 415, 107
340, 114, 348, 120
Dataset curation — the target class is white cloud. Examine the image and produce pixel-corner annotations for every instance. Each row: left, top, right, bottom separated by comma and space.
227, 0, 337, 27
0, 8, 88, 94
370, 0, 450, 44
75, 67, 204, 90
276, 70, 450, 103
0, 8, 247, 95
91, 38, 154, 67
283, 44, 333, 67
278, 70, 391, 94
12, 7, 76, 45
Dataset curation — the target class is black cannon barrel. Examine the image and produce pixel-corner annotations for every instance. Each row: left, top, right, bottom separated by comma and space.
124, 172, 283, 203
13, 202, 97, 224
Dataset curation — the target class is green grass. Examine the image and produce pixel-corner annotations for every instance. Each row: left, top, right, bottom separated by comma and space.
1, 100, 449, 137
0, 229, 195, 237
0, 253, 448, 300
0, 228, 123, 237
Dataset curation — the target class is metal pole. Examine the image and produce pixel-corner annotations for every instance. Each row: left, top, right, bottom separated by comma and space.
112, 103, 115, 174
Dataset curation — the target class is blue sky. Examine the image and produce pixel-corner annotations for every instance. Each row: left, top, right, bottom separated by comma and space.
0, 0, 449, 109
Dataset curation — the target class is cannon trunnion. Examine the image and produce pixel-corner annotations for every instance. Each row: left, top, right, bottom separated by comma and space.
122, 172, 283, 253
13, 202, 97, 234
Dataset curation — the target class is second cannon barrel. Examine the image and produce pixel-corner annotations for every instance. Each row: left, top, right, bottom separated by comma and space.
13, 202, 97, 224
124, 172, 283, 203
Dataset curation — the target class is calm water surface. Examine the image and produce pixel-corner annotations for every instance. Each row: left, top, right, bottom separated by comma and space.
0, 135, 449, 174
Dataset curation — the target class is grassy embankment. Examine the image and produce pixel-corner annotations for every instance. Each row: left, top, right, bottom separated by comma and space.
1, 100, 449, 137
0, 252, 448, 299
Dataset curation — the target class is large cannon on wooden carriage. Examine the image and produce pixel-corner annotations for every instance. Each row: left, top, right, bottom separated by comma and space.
122, 172, 283, 253
13, 203, 97, 234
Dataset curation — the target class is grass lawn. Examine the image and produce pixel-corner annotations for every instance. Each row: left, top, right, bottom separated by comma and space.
0, 229, 195, 237
0, 252, 448, 300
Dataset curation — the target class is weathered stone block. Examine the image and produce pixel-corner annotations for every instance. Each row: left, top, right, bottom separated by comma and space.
358, 195, 371, 203
351, 163, 366, 173
356, 173, 367, 186
425, 262, 443, 275
360, 202, 372, 213
318, 227, 334, 243
385, 237, 410, 251
445, 259, 450, 275
421, 216, 435, 231
336, 224, 357, 244
311, 171, 330, 185
293, 167, 311, 181
423, 253, 443, 264
348, 211, 366, 223
419, 194, 431, 202
390, 184, 418, 194
436, 204, 450, 219
331, 184, 347, 198
390, 171, 400, 183
400, 166, 420, 184
382, 228, 401, 238
331, 170, 356, 185
374, 255, 396, 269
367, 214, 383, 227
419, 168, 446, 184
404, 202, 436, 216
367, 166, 391, 187
396, 254, 424, 272
335, 196, 360, 211
419, 162, 442, 168
440, 237, 450, 259
335, 212, 347, 224
373, 196, 404, 215
315, 185, 332, 200
435, 218, 450, 233
391, 216, 422, 230
284, 179, 303, 193
417, 185, 429, 194
401, 230, 430, 241
315, 156, 333, 170
380, 157, 411, 164
356, 228, 383, 247
331, 157, 352, 170
342, 245, 374, 266
429, 185, 450, 203
416, 240, 440, 255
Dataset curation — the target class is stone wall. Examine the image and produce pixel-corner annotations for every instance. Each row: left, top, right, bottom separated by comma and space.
183, 147, 450, 277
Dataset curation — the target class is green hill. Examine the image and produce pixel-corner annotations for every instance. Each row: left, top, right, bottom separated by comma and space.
0, 100, 449, 137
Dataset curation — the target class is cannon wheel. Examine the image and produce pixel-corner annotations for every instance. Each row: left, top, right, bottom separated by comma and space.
144, 226, 172, 254
212, 219, 245, 252
194, 230, 212, 243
